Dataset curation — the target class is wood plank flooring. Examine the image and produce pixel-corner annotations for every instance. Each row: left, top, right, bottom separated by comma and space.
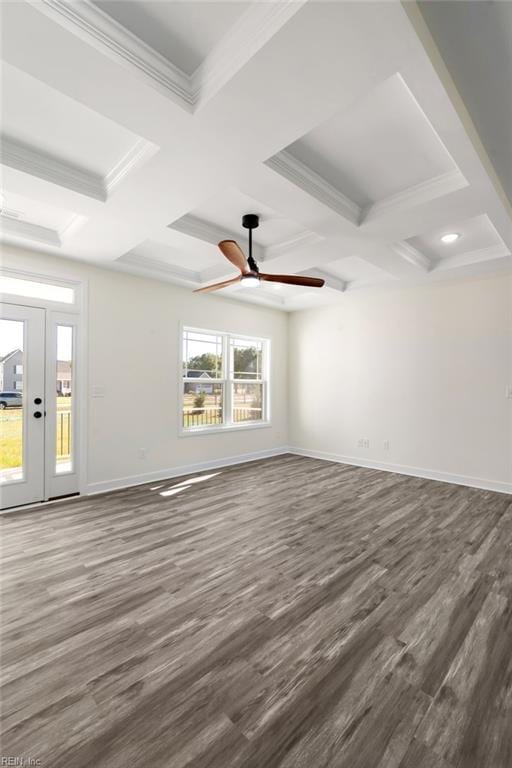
1, 454, 511, 768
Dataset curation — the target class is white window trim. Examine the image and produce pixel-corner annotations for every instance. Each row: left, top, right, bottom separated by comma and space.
179, 323, 271, 436
0, 266, 84, 313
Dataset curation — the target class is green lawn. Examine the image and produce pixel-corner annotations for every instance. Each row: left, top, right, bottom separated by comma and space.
0, 397, 72, 471
0, 410, 24, 469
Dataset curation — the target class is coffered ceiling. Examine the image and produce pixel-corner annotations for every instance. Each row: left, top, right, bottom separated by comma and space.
1, 0, 511, 311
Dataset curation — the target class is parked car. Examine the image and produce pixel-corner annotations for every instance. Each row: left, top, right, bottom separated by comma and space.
0, 391, 23, 409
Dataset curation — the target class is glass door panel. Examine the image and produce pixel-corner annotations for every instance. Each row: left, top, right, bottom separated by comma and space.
0, 319, 25, 484
56, 325, 73, 474
0, 303, 45, 509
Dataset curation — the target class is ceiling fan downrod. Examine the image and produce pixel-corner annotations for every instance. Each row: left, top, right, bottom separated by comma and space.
242, 213, 259, 273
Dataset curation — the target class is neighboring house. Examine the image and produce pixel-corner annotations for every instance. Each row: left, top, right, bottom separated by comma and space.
184, 371, 213, 394
57, 360, 72, 395
0, 349, 23, 391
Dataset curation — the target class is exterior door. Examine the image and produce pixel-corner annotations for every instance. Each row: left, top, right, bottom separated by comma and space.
0, 303, 45, 509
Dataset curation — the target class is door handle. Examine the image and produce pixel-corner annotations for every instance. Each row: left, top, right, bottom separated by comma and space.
33, 411, 42, 419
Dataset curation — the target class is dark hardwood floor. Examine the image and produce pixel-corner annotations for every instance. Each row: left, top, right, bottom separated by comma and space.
1, 454, 511, 768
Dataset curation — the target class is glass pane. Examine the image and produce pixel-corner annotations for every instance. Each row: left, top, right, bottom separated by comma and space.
183, 382, 223, 428
183, 330, 223, 379
232, 382, 263, 423
0, 275, 74, 304
0, 319, 24, 483
56, 326, 73, 474
231, 338, 263, 380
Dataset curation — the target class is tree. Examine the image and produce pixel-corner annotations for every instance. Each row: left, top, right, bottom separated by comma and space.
233, 347, 259, 378
185, 353, 220, 376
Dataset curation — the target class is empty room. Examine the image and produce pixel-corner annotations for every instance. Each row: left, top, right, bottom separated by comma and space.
1, 1, 511, 766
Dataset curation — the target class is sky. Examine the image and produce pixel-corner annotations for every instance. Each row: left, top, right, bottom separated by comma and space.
0, 319, 73, 361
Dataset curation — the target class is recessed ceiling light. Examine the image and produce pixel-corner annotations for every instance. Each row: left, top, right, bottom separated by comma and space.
441, 233, 460, 244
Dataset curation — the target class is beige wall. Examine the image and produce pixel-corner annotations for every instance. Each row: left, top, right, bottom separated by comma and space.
1, 246, 288, 491
288, 273, 512, 491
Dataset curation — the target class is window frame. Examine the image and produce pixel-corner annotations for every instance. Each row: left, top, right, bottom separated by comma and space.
179, 324, 271, 436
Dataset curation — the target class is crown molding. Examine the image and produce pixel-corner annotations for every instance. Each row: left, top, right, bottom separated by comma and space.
30, 0, 307, 112
392, 241, 431, 271
104, 138, 158, 193
1, 135, 106, 201
433, 243, 510, 272
0, 215, 61, 246
2, 134, 156, 201
265, 230, 323, 261
168, 213, 229, 244
303, 267, 346, 293
117, 252, 201, 283
169, 213, 321, 265
265, 151, 361, 225
60, 213, 87, 240
169, 214, 266, 262
362, 169, 468, 223
30, 0, 193, 111
190, 0, 308, 108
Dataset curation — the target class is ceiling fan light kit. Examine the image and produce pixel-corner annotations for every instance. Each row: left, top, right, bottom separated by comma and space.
194, 214, 325, 294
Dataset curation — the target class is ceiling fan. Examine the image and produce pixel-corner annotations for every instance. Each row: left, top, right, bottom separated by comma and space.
194, 214, 325, 293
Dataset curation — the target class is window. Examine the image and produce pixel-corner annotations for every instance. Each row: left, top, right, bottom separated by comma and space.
14, 364, 23, 375
182, 327, 269, 432
0, 275, 75, 304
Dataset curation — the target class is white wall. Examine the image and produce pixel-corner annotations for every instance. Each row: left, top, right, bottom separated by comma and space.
288, 274, 512, 492
3, 247, 511, 495
1, 246, 288, 492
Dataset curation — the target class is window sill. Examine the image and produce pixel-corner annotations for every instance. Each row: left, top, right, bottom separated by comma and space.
179, 421, 272, 437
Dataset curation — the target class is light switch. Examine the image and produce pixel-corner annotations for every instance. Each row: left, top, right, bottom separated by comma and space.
91, 385, 105, 398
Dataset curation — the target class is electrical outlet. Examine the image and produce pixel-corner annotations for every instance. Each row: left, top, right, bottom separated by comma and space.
139, 447, 147, 460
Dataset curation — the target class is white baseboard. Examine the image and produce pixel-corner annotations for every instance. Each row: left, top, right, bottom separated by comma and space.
85, 445, 511, 497
288, 447, 512, 495
86, 446, 290, 495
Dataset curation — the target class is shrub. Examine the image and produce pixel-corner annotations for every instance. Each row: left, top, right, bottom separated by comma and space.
193, 392, 206, 412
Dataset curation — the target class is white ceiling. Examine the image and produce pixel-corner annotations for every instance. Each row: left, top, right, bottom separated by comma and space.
0, 0, 510, 311
407, 213, 507, 269
94, 1, 250, 76
1, 62, 149, 179
286, 74, 457, 209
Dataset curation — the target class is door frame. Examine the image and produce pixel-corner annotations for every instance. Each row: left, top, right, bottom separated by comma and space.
0, 266, 87, 502
0, 303, 46, 508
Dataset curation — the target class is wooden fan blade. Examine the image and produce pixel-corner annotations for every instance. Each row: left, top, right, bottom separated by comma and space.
259, 273, 325, 288
194, 275, 241, 293
218, 240, 250, 274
